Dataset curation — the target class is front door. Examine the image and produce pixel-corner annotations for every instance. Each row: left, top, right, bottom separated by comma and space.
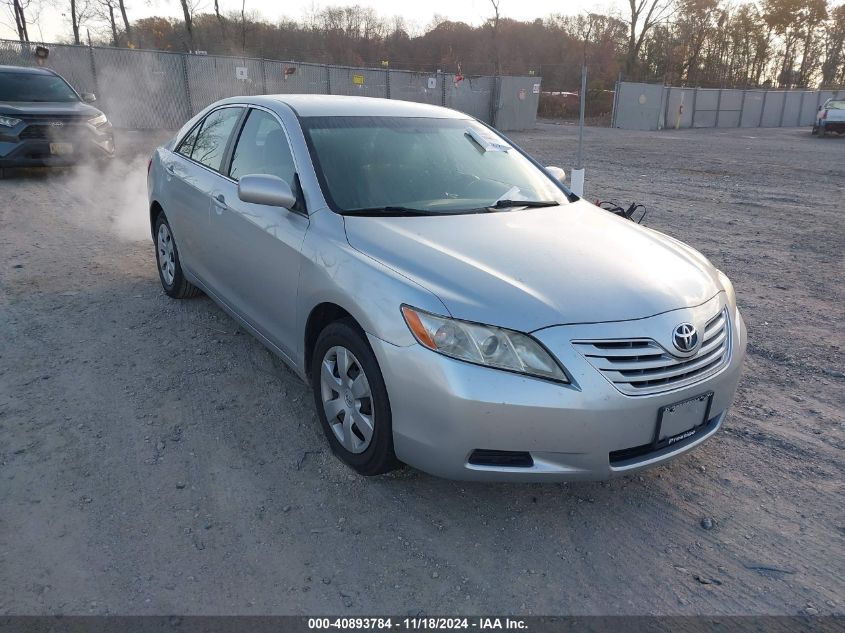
207, 107, 308, 360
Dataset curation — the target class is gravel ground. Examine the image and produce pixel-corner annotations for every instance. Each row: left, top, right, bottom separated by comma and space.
0, 124, 843, 616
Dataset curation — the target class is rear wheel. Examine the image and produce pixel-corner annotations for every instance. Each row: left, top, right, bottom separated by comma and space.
818, 125, 826, 138
154, 214, 201, 299
311, 320, 399, 476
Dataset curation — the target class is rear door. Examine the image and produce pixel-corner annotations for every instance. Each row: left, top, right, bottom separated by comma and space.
161, 105, 244, 286
206, 106, 309, 360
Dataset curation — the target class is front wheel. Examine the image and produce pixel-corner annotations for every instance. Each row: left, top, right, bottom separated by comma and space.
311, 320, 399, 476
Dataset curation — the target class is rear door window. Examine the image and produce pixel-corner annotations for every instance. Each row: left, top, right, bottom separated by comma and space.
228, 108, 296, 185
189, 107, 243, 172
176, 124, 200, 158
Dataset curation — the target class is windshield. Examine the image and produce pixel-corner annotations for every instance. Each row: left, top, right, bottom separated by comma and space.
826, 100, 845, 110
301, 116, 569, 215
0, 71, 79, 103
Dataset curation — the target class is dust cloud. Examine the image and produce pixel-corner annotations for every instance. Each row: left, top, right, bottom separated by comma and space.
56, 141, 165, 244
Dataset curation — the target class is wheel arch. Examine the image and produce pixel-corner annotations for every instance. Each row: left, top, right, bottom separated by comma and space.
150, 200, 164, 240
304, 302, 360, 379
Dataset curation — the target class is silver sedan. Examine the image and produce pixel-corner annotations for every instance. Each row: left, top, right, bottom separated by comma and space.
147, 95, 747, 481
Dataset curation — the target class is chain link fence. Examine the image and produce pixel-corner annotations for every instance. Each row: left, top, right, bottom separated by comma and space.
612, 80, 845, 131
0, 38, 541, 131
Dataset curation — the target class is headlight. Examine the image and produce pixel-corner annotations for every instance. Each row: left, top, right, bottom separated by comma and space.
401, 305, 569, 383
88, 113, 108, 127
0, 115, 22, 128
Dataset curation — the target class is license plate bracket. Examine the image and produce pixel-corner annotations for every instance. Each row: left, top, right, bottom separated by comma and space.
49, 143, 74, 155
653, 392, 713, 449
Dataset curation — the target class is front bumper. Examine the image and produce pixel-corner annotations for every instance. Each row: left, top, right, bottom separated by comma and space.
370, 294, 746, 481
0, 120, 115, 167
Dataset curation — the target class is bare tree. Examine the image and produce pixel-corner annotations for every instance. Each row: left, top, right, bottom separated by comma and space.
93, 0, 118, 44
489, 0, 501, 75
117, 0, 130, 45
625, 0, 674, 75
4, 0, 31, 41
213, 0, 224, 37
240, 0, 246, 54
65, 0, 92, 44
178, 0, 194, 51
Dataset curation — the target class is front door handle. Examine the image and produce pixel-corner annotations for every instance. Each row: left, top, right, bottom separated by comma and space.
212, 193, 228, 214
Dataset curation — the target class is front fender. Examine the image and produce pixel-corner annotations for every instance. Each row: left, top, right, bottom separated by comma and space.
296, 209, 450, 365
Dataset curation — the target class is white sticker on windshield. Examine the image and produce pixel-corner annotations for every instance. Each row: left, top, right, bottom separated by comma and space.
464, 127, 511, 152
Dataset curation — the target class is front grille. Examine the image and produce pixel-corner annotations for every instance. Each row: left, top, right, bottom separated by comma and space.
573, 309, 731, 396
19, 124, 81, 140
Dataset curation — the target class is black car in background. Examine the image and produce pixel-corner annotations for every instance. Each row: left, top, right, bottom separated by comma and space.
0, 65, 115, 176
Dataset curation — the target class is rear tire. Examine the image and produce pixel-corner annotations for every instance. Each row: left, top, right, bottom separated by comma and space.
154, 213, 201, 299
311, 319, 400, 476
811, 126, 818, 135
818, 125, 826, 138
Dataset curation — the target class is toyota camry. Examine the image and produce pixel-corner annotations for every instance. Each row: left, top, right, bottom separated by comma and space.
147, 95, 747, 481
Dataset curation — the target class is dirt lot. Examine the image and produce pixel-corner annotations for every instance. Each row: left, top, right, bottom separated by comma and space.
1, 124, 843, 616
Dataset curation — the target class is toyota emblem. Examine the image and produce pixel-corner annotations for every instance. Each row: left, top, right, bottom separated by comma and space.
672, 323, 699, 353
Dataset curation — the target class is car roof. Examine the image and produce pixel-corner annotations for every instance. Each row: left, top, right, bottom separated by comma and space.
0, 64, 59, 75
226, 94, 471, 119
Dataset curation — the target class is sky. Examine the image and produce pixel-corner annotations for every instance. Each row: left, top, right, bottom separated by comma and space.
1, 0, 625, 43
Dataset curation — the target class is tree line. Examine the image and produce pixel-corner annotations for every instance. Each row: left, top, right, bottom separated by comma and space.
3, 0, 844, 89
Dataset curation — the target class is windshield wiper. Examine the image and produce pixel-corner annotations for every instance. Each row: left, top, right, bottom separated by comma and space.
488, 199, 560, 209
343, 206, 442, 217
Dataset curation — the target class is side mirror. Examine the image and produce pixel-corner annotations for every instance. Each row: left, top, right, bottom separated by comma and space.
546, 166, 566, 184
238, 174, 296, 209
81, 92, 96, 103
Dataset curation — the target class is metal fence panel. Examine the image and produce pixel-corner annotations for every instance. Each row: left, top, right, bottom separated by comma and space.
0, 40, 96, 95
263, 61, 327, 95
445, 75, 496, 123
613, 81, 664, 130
0, 38, 535, 131
616, 81, 844, 131
495, 76, 541, 131
782, 91, 804, 126
760, 91, 785, 126
800, 92, 821, 125
717, 89, 743, 127
664, 87, 694, 128
327, 66, 387, 98
739, 91, 763, 127
693, 88, 719, 127
92, 48, 190, 129
389, 70, 441, 105
185, 55, 265, 113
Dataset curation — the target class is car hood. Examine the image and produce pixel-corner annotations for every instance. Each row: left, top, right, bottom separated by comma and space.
0, 100, 102, 118
343, 199, 722, 332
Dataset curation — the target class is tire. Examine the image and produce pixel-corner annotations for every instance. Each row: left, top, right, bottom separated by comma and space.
154, 213, 201, 299
818, 125, 826, 138
311, 319, 400, 476
811, 126, 818, 135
